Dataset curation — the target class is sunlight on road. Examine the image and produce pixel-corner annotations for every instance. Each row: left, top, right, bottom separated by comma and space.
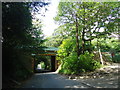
35, 72, 57, 75
65, 85, 86, 88
106, 65, 120, 68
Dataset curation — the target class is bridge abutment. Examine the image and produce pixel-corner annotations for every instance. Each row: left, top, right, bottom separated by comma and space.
51, 56, 56, 72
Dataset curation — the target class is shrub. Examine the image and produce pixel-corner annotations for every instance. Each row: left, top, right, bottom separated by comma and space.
112, 53, 120, 63
78, 52, 101, 72
59, 52, 101, 74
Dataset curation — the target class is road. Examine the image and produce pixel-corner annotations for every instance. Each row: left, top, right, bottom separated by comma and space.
21, 72, 91, 88
20, 63, 119, 88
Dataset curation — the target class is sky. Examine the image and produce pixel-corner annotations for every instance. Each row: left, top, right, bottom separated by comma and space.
36, 0, 60, 38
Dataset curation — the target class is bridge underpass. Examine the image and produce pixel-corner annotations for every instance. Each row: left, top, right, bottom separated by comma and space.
32, 47, 59, 73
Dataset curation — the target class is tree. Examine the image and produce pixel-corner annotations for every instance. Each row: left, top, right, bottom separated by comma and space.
43, 24, 70, 47
54, 1, 119, 57
54, 1, 119, 73
2, 2, 49, 88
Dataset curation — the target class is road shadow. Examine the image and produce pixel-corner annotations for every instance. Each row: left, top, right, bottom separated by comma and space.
35, 69, 52, 73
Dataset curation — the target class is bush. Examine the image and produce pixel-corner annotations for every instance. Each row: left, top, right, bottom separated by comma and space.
59, 52, 101, 74
112, 53, 120, 63
78, 52, 101, 72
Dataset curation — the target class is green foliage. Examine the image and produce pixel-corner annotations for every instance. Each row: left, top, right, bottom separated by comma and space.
92, 38, 120, 52
112, 53, 120, 63
43, 24, 72, 48
3, 48, 33, 81
57, 38, 76, 58
35, 56, 51, 70
41, 62, 45, 69
78, 52, 101, 72
43, 36, 62, 47
2, 2, 48, 88
2, 2, 34, 81
59, 52, 78, 74
58, 38, 101, 74
54, 2, 119, 75
54, 2, 119, 55
59, 52, 101, 74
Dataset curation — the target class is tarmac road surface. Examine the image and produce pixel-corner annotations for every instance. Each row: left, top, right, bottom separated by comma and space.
21, 63, 119, 88
21, 72, 92, 88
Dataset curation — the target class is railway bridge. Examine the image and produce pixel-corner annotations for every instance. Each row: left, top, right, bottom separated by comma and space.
32, 47, 59, 72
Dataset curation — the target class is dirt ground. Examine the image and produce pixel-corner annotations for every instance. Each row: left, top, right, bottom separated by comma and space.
63, 62, 120, 88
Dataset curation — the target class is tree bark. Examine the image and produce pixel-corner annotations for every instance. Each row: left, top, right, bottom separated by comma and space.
82, 4, 86, 54
82, 32, 85, 54
98, 47, 104, 65
75, 14, 80, 57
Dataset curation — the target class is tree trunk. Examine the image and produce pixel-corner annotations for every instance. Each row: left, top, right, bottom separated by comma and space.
75, 14, 80, 57
82, 5, 85, 54
82, 39, 85, 54
98, 47, 104, 65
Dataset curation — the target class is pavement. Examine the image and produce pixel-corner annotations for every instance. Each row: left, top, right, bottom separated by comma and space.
20, 72, 92, 88
20, 63, 120, 88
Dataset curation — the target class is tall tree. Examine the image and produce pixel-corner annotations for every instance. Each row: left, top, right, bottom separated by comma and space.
54, 2, 119, 56
2, 2, 49, 88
